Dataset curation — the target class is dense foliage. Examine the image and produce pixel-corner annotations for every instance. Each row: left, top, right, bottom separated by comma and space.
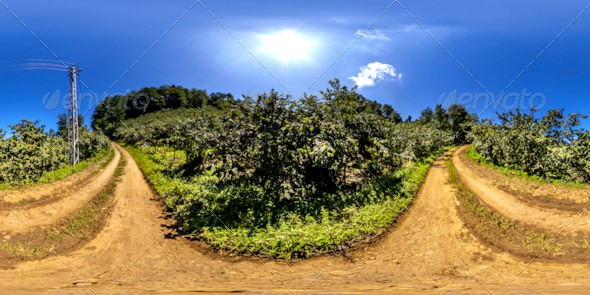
91, 85, 235, 137
109, 80, 457, 253
470, 109, 590, 183
0, 119, 109, 185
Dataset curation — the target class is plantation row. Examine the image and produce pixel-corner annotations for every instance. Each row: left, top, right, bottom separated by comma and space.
470, 109, 590, 183
0, 118, 109, 185
98, 80, 472, 257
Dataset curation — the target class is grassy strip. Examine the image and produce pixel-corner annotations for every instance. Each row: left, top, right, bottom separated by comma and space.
126, 143, 448, 259
466, 146, 585, 189
447, 158, 590, 258
37, 147, 113, 184
0, 151, 125, 259
46, 154, 125, 240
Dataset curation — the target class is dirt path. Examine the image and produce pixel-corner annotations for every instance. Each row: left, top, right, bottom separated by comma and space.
0, 146, 121, 234
452, 146, 590, 235
0, 149, 112, 205
0, 147, 589, 294
454, 146, 589, 209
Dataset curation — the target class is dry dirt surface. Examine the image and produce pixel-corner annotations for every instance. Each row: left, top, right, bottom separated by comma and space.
452, 146, 590, 235
454, 147, 590, 210
0, 149, 113, 206
0, 146, 121, 234
1, 146, 589, 294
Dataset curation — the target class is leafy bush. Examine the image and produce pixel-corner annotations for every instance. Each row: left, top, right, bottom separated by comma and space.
470, 109, 590, 183
0, 120, 109, 185
115, 80, 456, 258
127, 144, 448, 258
118, 81, 454, 228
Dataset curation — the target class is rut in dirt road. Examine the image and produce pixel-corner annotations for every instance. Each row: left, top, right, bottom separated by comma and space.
0, 145, 121, 234
0, 147, 589, 294
452, 145, 590, 235
0, 148, 114, 206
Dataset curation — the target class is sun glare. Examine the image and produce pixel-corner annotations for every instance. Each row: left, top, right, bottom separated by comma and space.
259, 30, 313, 63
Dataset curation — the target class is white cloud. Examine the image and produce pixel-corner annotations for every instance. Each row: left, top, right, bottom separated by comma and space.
355, 29, 390, 41
349, 62, 402, 88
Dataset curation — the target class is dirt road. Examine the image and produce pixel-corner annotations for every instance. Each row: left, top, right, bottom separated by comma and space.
0, 149, 113, 205
0, 146, 120, 234
1, 146, 589, 294
452, 146, 590, 235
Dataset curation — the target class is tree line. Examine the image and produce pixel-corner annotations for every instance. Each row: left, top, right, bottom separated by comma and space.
91, 85, 235, 137
0, 117, 109, 184
471, 109, 590, 182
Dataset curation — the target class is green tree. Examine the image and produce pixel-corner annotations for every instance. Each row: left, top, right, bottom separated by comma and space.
188, 89, 208, 108
434, 104, 447, 129
57, 113, 68, 137
382, 104, 402, 123
419, 107, 434, 124
447, 104, 471, 143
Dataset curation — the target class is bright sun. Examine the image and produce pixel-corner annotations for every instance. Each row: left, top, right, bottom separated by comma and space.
260, 30, 313, 63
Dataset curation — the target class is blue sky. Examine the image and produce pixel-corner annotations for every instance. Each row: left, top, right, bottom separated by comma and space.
1, 0, 590, 132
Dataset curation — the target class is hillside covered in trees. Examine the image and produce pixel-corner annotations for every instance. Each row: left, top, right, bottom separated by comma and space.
91, 85, 235, 138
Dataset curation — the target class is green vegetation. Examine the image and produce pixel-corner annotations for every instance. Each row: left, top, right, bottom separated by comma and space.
36, 147, 113, 184
46, 154, 126, 240
99, 79, 472, 258
91, 85, 233, 138
466, 146, 586, 188
0, 154, 126, 259
127, 144, 448, 258
0, 118, 110, 186
470, 109, 590, 183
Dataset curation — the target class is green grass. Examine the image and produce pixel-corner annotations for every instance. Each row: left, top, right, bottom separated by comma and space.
0, 241, 43, 258
1, 150, 124, 259
446, 158, 590, 255
0, 242, 14, 254
37, 148, 113, 184
45, 154, 126, 240
0, 148, 113, 191
466, 146, 585, 189
126, 143, 449, 259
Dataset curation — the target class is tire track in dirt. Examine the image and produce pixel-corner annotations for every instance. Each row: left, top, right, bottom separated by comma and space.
0, 147, 589, 294
452, 146, 590, 235
0, 148, 113, 206
0, 145, 121, 234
